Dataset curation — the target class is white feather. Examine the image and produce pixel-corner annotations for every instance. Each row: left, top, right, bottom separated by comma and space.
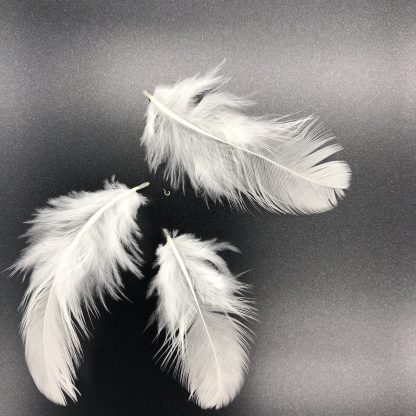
148, 230, 255, 409
11, 179, 149, 405
142, 66, 351, 214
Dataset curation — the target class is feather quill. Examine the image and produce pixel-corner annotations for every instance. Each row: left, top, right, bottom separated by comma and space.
142, 66, 351, 214
11, 179, 149, 405
148, 230, 255, 409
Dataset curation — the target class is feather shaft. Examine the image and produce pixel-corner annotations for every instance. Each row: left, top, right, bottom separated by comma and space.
162, 229, 222, 387
72, 182, 149, 246
143, 91, 323, 187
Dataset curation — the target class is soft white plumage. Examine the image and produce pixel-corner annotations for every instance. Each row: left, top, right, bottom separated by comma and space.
142, 66, 351, 214
11, 179, 149, 405
148, 230, 254, 409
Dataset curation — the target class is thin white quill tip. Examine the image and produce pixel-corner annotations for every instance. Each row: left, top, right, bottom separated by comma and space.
143, 90, 152, 101
162, 228, 171, 241
132, 182, 150, 192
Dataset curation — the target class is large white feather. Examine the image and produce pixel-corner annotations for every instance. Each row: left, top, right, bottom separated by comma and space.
11, 179, 149, 405
142, 66, 351, 214
148, 230, 255, 409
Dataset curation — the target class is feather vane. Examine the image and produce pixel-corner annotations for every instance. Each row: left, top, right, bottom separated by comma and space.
11, 179, 149, 405
142, 67, 351, 214
148, 230, 255, 409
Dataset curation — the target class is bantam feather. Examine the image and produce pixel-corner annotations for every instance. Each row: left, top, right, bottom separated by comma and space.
148, 230, 255, 409
142, 66, 351, 214
11, 179, 149, 405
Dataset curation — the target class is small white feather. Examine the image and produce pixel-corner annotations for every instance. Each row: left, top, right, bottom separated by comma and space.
148, 230, 255, 409
142, 66, 351, 214
11, 179, 149, 405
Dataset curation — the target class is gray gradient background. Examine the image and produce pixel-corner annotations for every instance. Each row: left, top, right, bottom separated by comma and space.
0, 1, 415, 415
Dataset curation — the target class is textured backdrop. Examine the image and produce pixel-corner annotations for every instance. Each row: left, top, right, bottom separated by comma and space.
0, 1, 415, 415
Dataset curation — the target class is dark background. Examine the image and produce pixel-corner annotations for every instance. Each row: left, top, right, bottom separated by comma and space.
0, 1, 415, 415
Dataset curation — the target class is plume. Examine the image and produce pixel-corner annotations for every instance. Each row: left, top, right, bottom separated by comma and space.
11, 179, 149, 405
142, 66, 351, 214
148, 230, 255, 409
